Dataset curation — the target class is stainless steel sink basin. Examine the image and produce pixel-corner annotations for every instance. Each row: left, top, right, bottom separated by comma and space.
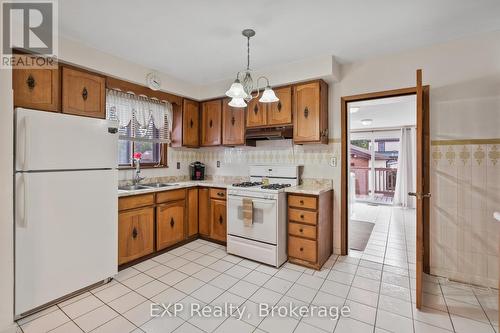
142, 183, 179, 188
118, 185, 150, 191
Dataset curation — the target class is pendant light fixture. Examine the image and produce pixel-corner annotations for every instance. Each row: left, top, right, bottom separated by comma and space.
225, 29, 279, 107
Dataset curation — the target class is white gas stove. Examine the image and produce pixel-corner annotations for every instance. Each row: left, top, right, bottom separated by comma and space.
226, 165, 300, 267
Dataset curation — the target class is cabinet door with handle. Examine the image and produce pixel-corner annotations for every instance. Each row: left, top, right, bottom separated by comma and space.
157, 200, 185, 250
201, 99, 222, 146
267, 86, 292, 126
293, 82, 321, 143
183, 99, 200, 147
13, 58, 60, 112
210, 199, 227, 242
246, 97, 267, 128
198, 188, 210, 237
222, 98, 245, 146
118, 207, 154, 265
62, 67, 106, 119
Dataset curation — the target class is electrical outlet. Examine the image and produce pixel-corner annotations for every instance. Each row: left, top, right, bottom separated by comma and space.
177, 162, 180, 169
330, 157, 337, 167
217, 161, 220, 168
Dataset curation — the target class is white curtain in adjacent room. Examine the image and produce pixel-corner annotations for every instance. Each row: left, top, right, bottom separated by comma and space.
393, 127, 416, 208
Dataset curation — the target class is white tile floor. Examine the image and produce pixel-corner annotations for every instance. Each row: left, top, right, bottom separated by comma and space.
16, 205, 499, 333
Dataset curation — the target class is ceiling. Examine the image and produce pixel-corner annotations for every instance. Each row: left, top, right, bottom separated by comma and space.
349, 95, 416, 130
58, 0, 500, 85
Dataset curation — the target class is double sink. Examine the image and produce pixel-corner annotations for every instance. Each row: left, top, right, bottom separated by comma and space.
118, 183, 179, 191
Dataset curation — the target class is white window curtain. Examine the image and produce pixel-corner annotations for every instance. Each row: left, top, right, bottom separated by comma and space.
393, 127, 416, 208
105, 89, 173, 143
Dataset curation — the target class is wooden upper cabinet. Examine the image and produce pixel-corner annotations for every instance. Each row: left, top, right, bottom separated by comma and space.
13, 59, 60, 112
246, 97, 267, 128
222, 98, 245, 146
118, 207, 154, 265
62, 67, 106, 118
182, 99, 200, 147
293, 80, 328, 144
201, 99, 222, 146
267, 86, 292, 126
210, 199, 227, 242
156, 200, 185, 250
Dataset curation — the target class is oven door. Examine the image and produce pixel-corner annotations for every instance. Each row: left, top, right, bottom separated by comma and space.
227, 195, 277, 244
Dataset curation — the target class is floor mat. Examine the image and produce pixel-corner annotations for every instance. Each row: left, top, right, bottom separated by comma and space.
349, 220, 376, 251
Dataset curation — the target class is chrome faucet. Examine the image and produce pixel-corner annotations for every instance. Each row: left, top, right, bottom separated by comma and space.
133, 158, 145, 185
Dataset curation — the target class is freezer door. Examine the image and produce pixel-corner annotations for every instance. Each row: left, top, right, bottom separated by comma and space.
15, 108, 118, 171
15, 170, 118, 316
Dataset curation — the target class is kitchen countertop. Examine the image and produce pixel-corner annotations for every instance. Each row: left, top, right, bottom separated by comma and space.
117, 181, 232, 197
284, 184, 333, 195
118, 181, 333, 197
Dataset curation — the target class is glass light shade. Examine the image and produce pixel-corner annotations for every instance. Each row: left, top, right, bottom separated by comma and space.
259, 86, 279, 103
228, 97, 247, 108
361, 119, 373, 126
225, 80, 247, 99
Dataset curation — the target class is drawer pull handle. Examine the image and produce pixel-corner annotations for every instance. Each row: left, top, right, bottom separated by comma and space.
304, 107, 309, 118
190, 119, 194, 128
219, 215, 223, 224
300, 214, 305, 219
170, 218, 174, 227
209, 119, 213, 128
82, 87, 88, 101
299, 228, 303, 233
299, 200, 304, 205
26, 74, 36, 90
217, 192, 224, 197
231, 116, 235, 125
132, 227, 138, 239
300, 247, 304, 252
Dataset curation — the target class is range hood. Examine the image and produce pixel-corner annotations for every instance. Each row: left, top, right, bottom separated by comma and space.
245, 126, 293, 141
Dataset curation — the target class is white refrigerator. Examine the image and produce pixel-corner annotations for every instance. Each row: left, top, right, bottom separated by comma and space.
14, 108, 119, 317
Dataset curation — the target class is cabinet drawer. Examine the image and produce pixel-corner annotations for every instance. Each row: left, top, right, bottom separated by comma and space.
210, 188, 226, 200
119, 194, 154, 211
288, 195, 317, 210
288, 236, 317, 262
156, 189, 186, 203
288, 208, 317, 225
289, 223, 316, 239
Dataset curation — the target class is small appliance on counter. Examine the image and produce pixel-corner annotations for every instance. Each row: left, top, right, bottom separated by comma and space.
190, 161, 205, 180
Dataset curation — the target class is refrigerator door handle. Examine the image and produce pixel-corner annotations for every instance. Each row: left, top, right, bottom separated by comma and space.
24, 116, 31, 170
19, 173, 29, 228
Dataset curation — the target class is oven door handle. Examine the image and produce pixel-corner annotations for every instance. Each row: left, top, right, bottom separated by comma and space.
228, 196, 276, 205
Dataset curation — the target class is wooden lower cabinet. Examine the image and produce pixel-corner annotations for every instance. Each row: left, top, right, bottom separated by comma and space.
287, 191, 333, 269
118, 207, 154, 265
187, 188, 199, 237
157, 200, 185, 250
210, 199, 227, 242
198, 188, 211, 237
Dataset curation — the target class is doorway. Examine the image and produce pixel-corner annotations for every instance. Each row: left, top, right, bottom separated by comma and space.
340, 74, 431, 308
347, 95, 416, 254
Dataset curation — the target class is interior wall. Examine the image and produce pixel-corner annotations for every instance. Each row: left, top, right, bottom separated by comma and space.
0, 69, 15, 331
330, 31, 500, 287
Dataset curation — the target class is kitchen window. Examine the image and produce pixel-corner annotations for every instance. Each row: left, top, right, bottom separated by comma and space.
106, 89, 172, 167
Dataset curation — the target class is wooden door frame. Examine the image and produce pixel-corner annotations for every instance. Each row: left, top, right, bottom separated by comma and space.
340, 86, 430, 272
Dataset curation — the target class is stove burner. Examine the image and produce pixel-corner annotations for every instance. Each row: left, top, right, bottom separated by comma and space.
261, 183, 292, 190
232, 181, 263, 188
